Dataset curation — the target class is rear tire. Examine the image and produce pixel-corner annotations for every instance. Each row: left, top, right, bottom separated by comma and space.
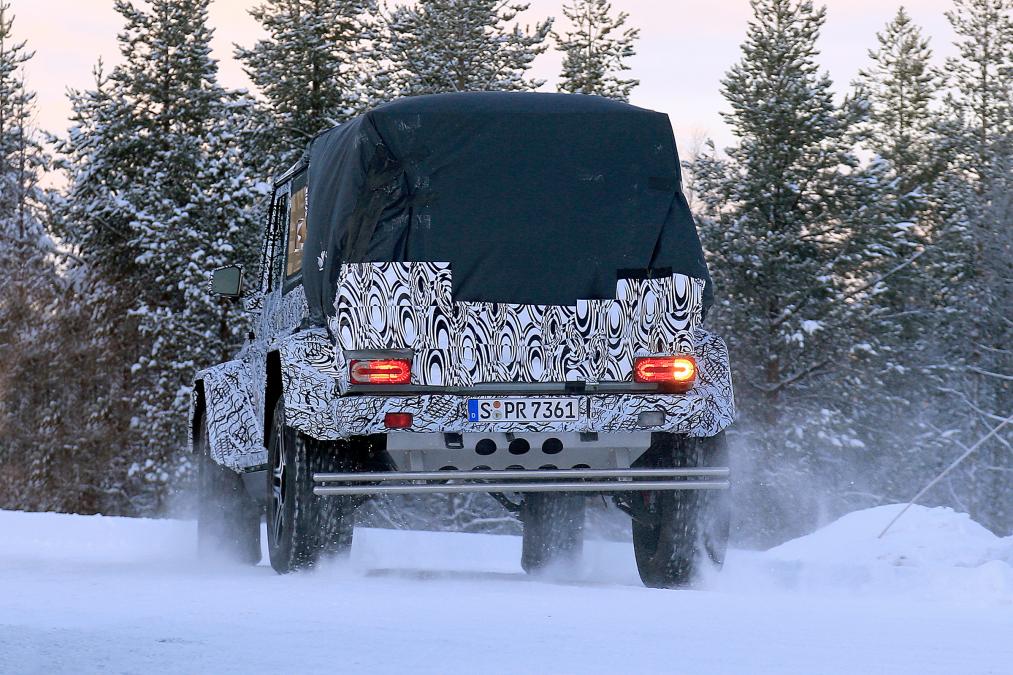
520, 493, 586, 574
196, 416, 261, 565
267, 397, 356, 573
631, 432, 731, 589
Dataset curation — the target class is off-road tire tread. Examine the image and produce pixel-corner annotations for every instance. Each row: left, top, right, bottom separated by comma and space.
631, 432, 731, 589
267, 398, 355, 574
196, 419, 261, 565
520, 493, 586, 573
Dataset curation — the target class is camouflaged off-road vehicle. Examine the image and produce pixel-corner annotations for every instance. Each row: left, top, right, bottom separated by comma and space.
191, 92, 735, 588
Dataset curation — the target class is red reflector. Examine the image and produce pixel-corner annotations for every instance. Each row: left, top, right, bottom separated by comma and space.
634, 355, 697, 392
349, 358, 412, 385
384, 412, 413, 429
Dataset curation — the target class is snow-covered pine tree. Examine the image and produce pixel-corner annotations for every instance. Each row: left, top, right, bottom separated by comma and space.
0, 1, 51, 500
0, 1, 44, 250
382, 0, 552, 96
0, 3, 125, 516
52, 0, 262, 513
933, 0, 1012, 534
687, 0, 879, 543
944, 0, 1012, 185
236, 0, 378, 173
51, 63, 143, 283
553, 0, 639, 101
856, 6, 942, 222
121, 0, 263, 510
841, 8, 959, 508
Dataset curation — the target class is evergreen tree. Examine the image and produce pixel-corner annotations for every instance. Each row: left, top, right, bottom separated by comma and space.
553, 0, 639, 101
52, 0, 262, 512
236, 0, 378, 172
51, 63, 141, 281
688, 0, 876, 542
944, 0, 1013, 183
934, 0, 1012, 534
856, 6, 942, 221
383, 0, 552, 96
847, 8, 950, 500
0, 4, 125, 516
0, 1, 44, 248
0, 0, 51, 465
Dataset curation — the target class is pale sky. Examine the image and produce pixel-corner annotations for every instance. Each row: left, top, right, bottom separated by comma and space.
13, 0, 958, 159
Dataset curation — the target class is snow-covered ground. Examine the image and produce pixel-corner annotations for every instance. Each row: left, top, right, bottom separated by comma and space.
1, 504, 1010, 674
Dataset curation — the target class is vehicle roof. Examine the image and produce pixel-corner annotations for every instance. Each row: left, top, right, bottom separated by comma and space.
301, 92, 711, 325
367, 90, 657, 116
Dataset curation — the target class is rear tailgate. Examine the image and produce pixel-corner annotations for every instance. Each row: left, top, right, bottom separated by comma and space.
331, 262, 704, 390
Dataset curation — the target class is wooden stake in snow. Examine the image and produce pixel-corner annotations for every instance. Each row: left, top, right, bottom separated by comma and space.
878, 413, 1012, 539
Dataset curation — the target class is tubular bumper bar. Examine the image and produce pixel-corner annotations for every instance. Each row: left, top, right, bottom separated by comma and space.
313, 467, 730, 496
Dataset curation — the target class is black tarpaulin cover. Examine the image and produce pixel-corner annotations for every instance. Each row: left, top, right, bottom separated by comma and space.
303, 92, 711, 326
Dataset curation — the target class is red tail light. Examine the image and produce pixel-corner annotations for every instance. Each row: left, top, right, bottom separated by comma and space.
349, 358, 412, 385
384, 412, 413, 429
634, 355, 697, 392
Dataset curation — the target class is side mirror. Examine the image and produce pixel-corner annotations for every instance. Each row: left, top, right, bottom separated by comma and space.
210, 265, 244, 298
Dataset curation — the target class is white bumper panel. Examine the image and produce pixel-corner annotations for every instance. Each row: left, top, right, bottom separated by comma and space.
282, 328, 734, 441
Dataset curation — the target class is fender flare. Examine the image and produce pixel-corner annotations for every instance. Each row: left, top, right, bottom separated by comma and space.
190, 359, 266, 472
272, 328, 341, 440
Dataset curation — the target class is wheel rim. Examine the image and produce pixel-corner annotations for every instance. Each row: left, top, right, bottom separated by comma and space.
270, 423, 287, 543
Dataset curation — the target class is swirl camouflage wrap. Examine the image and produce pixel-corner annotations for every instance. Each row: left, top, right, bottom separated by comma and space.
191, 262, 734, 471
331, 262, 704, 390
190, 287, 311, 472
193, 360, 266, 471
276, 326, 734, 441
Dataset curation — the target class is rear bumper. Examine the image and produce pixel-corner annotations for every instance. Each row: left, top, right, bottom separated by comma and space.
281, 329, 735, 442
326, 389, 731, 436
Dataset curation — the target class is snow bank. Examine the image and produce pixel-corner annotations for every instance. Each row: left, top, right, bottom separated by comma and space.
2, 506, 1012, 674
769, 504, 1011, 568
3, 503, 1009, 604
714, 504, 1013, 604
0, 508, 193, 565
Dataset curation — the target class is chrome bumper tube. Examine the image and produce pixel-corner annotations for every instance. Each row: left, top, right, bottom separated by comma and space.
312, 467, 730, 496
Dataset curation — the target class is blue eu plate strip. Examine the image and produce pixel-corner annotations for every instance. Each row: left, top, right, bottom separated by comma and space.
467, 399, 479, 422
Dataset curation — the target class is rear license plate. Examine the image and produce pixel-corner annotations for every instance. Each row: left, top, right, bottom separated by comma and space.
467, 398, 580, 422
